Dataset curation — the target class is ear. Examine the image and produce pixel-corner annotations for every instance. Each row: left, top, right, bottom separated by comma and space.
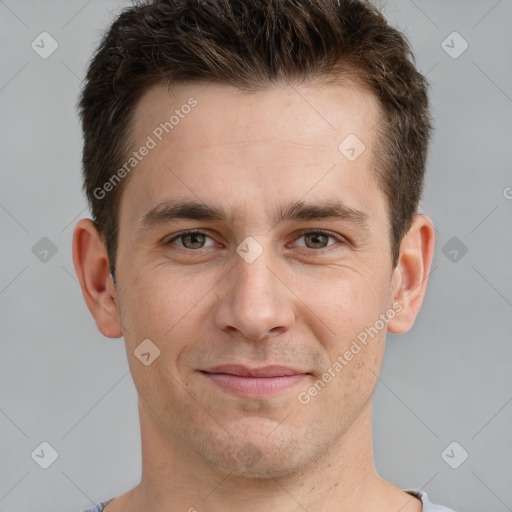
72, 218, 123, 338
387, 214, 435, 334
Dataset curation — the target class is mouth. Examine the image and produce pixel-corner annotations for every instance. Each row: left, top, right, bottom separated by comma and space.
199, 365, 310, 397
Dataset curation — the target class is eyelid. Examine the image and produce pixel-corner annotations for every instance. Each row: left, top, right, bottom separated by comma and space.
164, 228, 346, 253
292, 228, 343, 241
289, 229, 346, 251
165, 229, 216, 246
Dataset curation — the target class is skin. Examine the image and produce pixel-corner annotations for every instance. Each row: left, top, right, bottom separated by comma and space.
73, 81, 435, 512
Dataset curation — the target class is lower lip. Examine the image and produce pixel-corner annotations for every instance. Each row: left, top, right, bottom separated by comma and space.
201, 372, 308, 397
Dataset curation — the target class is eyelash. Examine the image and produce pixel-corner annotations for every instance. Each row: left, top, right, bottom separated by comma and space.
164, 229, 346, 255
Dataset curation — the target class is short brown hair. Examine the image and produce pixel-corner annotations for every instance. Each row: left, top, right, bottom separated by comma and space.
78, 0, 433, 275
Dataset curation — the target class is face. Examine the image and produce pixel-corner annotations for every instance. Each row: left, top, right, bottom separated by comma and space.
112, 81, 398, 477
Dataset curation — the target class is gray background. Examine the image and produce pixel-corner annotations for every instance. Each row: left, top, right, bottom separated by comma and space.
1, 1, 511, 511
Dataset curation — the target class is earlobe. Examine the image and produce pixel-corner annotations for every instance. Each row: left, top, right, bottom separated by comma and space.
72, 219, 123, 339
387, 215, 435, 334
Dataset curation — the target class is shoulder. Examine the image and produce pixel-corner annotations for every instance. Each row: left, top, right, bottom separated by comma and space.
404, 489, 457, 512
78, 500, 111, 512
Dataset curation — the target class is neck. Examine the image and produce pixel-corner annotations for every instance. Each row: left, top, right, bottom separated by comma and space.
106, 398, 421, 512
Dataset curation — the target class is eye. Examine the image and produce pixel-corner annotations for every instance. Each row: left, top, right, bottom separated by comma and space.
163, 229, 344, 255
165, 230, 216, 250
290, 230, 343, 251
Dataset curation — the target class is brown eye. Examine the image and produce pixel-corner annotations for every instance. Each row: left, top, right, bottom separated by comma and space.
292, 230, 339, 250
303, 232, 330, 249
166, 230, 215, 250
180, 232, 206, 249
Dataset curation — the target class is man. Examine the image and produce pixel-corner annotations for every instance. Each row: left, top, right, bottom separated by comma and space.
72, 0, 454, 510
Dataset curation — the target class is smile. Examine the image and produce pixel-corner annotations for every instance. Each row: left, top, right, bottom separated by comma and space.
199, 365, 310, 397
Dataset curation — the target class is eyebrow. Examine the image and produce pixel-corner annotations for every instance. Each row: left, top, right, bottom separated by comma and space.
137, 198, 369, 234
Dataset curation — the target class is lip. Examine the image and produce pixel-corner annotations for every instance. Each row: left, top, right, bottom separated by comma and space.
200, 365, 309, 397
204, 364, 306, 377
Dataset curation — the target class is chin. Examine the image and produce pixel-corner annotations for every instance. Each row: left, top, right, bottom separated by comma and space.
191, 422, 325, 480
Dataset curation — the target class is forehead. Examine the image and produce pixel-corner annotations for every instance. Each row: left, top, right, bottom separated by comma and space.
119, 81, 385, 232
130, 80, 380, 151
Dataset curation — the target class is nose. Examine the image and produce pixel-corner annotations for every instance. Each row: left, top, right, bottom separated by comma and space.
212, 244, 296, 342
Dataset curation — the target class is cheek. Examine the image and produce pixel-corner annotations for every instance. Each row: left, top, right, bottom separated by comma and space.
118, 264, 218, 389
298, 264, 389, 399
302, 264, 388, 346
119, 264, 209, 340
118, 269, 202, 417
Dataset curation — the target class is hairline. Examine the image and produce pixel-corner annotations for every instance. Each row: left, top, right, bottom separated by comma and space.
107, 75, 399, 274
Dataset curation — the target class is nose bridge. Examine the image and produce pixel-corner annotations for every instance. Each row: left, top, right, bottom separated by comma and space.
235, 246, 277, 304
214, 240, 295, 341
